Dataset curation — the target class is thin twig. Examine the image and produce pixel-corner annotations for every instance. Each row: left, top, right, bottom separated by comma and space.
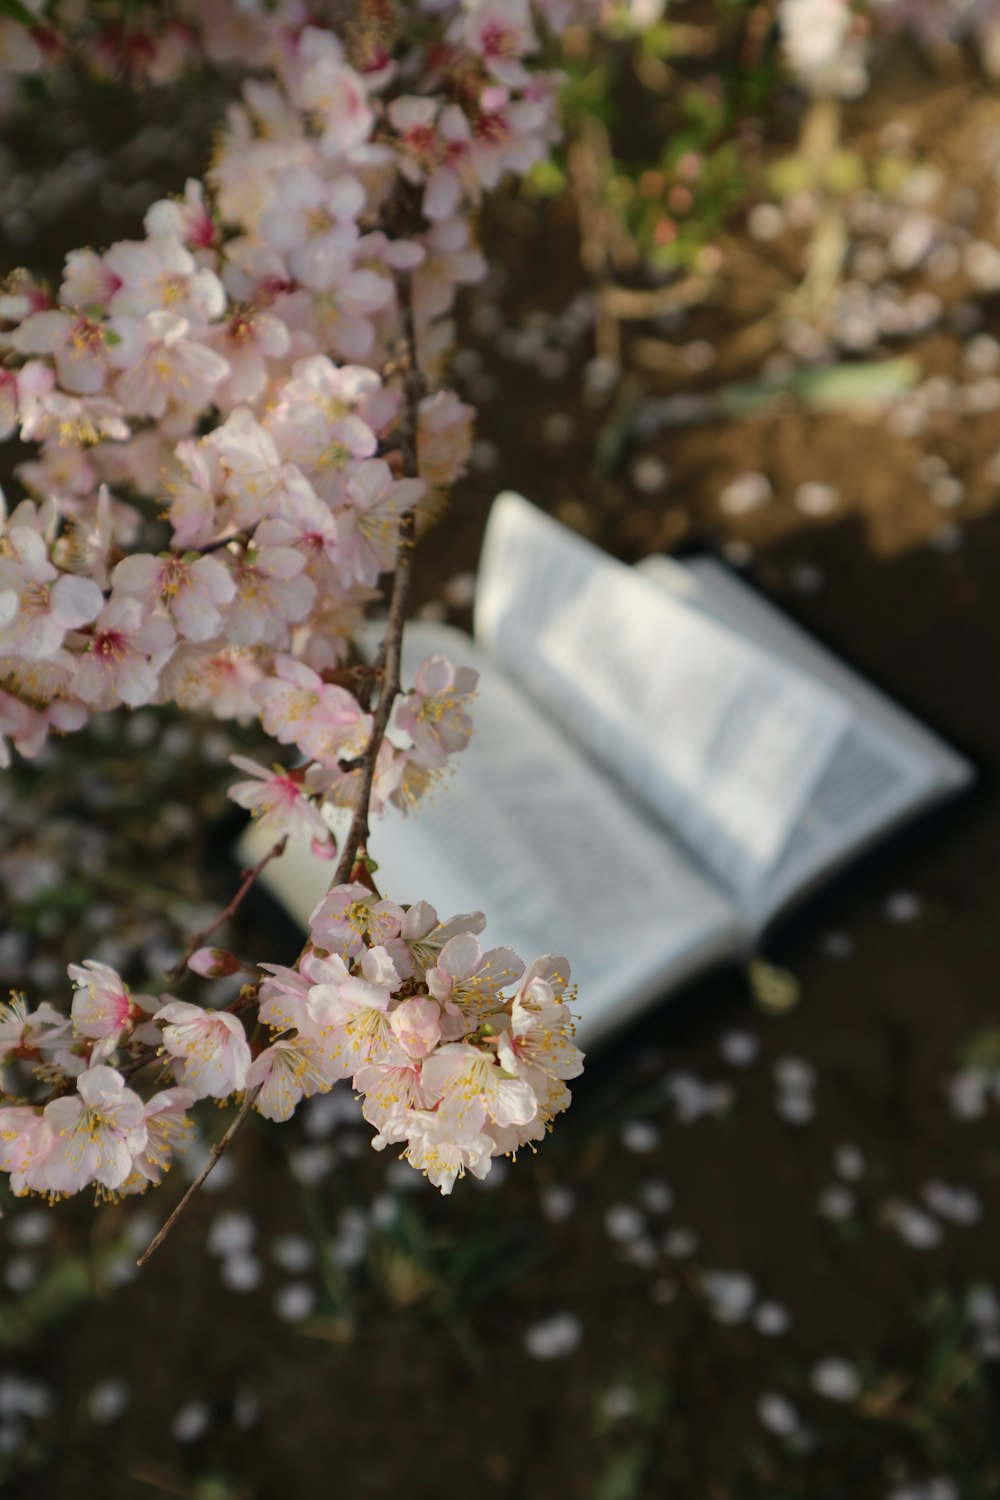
136, 1085, 261, 1267
327, 272, 425, 888
167, 836, 288, 980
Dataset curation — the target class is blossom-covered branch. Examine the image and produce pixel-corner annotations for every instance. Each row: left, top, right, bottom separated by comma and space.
0, 0, 589, 1212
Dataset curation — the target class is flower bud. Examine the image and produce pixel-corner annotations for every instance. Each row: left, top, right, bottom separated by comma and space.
188, 947, 241, 978
390, 996, 441, 1059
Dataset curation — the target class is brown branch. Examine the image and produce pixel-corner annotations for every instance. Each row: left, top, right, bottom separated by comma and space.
167, 836, 288, 981
136, 1085, 262, 1268
328, 270, 425, 888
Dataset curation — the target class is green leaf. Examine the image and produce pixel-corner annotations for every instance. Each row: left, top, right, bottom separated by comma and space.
0, 0, 39, 26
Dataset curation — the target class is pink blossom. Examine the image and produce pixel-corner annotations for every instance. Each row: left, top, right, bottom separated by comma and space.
58, 247, 123, 309
459, 0, 538, 88
68, 959, 156, 1042
396, 653, 478, 763
339, 460, 424, 586
266, 357, 379, 500
257, 164, 364, 285
144, 178, 219, 251
0, 1108, 54, 1198
373, 1096, 495, 1194
426, 933, 524, 1031
497, 957, 584, 1126
208, 309, 290, 406
257, 960, 319, 1033
73, 596, 175, 710
354, 1055, 434, 1130
6, 309, 144, 395
156, 1000, 252, 1099
0, 525, 104, 660
247, 1035, 335, 1121
390, 996, 442, 1059
0, 995, 71, 1066
390, 98, 474, 221
227, 753, 332, 846
294, 45, 374, 160
128, 1087, 198, 1187
304, 264, 394, 361
16, 385, 129, 447
160, 643, 262, 720
305, 972, 400, 1078
398, 902, 487, 976
226, 546, 314, 647
104, 233, 226, 323
309, 883, 403, 961
422, 1041, 539, 1133
416, 389, 475, 488
41, 1066, 148, 1195
254, 655, 371, 765
109, 311, 230, 419
204, 406, 285, 530
112, 551, 235, 643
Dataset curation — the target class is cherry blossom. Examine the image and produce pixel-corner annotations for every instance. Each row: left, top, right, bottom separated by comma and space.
126, 1087, 198, 1190
227, 754, 333, 847
73, 597, 175, 710
41, 1066, 147, 1196
68, 959, 156, 1042
396, 654, 478, 764
156, 1001, 252, 1098
0, 526, 104, 659
111, 552, 235, 643
0, 0, 597, 1217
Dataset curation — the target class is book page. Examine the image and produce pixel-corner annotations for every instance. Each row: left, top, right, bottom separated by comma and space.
241, 621, 741, 1048
637, 554, 975, 930
474, 494, 852, 901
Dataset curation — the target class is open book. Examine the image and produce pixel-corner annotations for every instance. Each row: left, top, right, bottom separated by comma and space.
242, 493, 974, 1047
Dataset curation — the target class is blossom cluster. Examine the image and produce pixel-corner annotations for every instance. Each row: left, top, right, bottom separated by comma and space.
0, 895, 583, 1198
0, 0, 593, 1216
0, 0, 573, 790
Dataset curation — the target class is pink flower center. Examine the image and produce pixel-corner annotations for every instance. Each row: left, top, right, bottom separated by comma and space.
159, 559, 189, 599
404, 125, 439, 166
480, 21, 512, 58
474, 111, 509, 145
22, 582, 50, 615
94, 629, 128, 660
